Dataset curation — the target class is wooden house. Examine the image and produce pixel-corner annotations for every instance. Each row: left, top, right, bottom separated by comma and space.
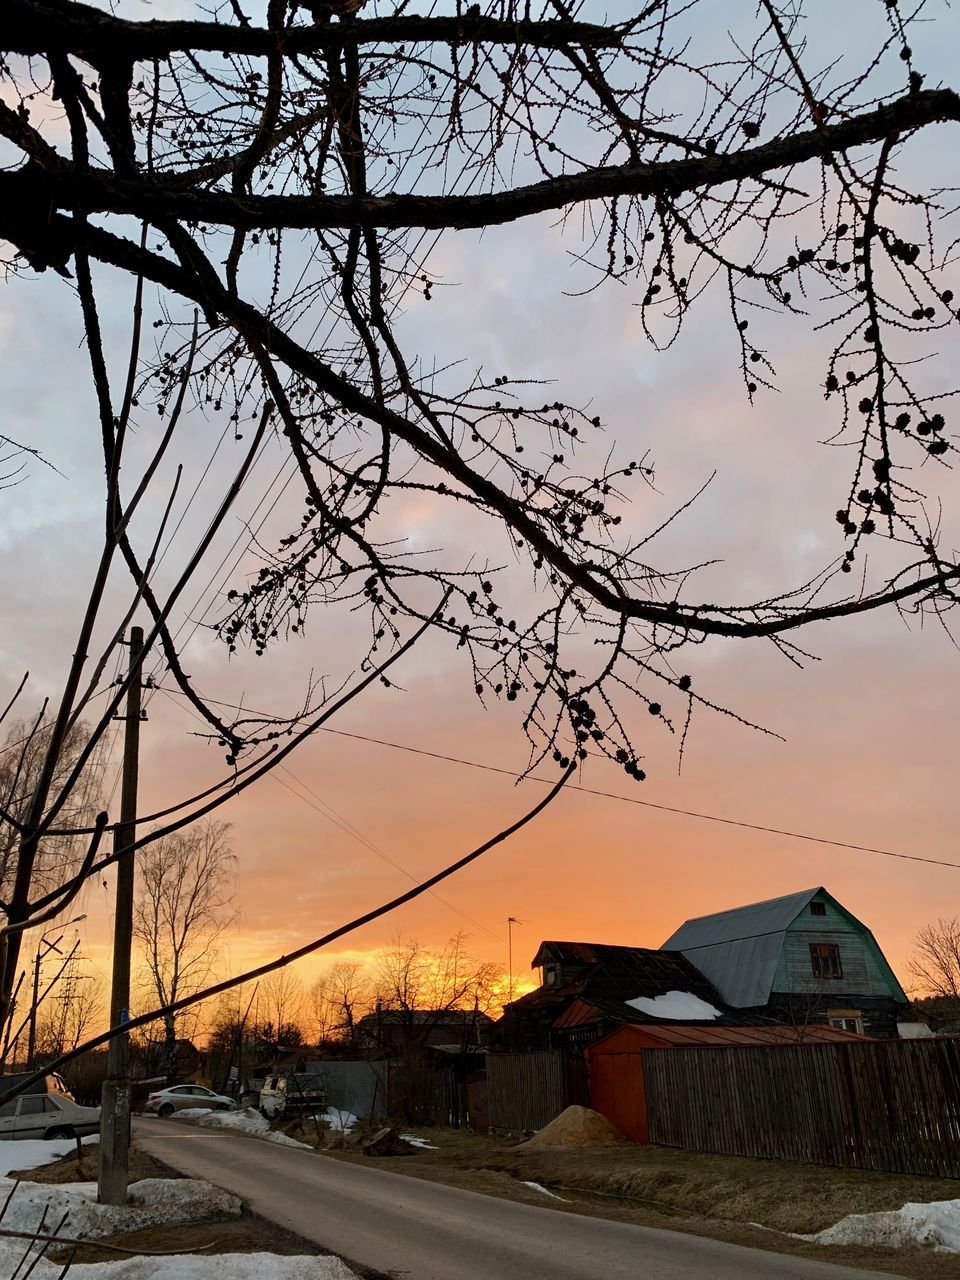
494, 941, 745, 1051
663, 886, 909, 1038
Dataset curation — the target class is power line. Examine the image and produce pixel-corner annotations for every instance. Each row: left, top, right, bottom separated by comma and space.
269, 768, 504, 944
314, 727, 960, 874
155, 687, 505, 944
153, 683, 960, 873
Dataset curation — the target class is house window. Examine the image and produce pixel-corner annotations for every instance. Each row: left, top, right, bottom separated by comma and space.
810, 901, 826, 916
829, 1010, 863, 1034
544, 965, 558, 987
810, 942, 843, 979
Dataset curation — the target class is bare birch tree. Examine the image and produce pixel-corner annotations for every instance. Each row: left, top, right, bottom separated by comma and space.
909, 919, 960, 1006
133, 820, 236, 1083
0, 0, 959, 1087
258, 967, 306, 1046
310, 960, 372, 1046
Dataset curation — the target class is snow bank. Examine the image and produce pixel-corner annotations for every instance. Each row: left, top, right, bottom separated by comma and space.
799, 1200, 960, 1253
625, 990, 721, 1020
3, 1246, 354, 1280
174, 1107, 213, 1119
0, 1177, 240, 1240
0, 1135, 98, 1178
196, 1107, 269, 1136
196, 1107, 311, 1149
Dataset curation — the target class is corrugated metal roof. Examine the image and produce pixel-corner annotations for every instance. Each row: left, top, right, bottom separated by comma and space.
662, 888, 822, 951
661, 888, 823, 1007
587, 1021, 869, 1054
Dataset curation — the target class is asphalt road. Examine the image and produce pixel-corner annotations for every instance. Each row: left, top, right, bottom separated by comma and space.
134, 1119, 901, 1280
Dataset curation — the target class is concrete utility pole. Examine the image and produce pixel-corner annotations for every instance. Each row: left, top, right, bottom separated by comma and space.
98, 626, 144, 1206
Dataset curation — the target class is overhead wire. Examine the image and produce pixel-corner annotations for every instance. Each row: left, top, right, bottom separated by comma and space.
154, 686, 505, 943
154, 684, 960, 874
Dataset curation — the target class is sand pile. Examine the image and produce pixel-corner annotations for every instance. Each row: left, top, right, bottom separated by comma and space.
522, 1105, 625, 1149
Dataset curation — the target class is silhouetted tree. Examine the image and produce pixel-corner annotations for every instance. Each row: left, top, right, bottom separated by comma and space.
134, 820, 237, 1083
1, 0, 959, 1083
909, 918, 960, 1020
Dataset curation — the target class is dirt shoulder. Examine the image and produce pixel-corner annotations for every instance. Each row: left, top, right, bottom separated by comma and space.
324, 1128, 959, 1280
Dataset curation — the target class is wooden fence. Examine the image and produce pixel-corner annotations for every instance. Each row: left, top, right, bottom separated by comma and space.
642, 1037, 960, 1177
385, 1060, 470, 1127
487, 1050, 588, 1134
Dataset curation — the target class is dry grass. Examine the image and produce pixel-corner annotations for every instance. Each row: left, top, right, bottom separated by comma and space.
327, 1127, 960, 1280
45, 1212, 328, 1266
9, 1144, 169, 1186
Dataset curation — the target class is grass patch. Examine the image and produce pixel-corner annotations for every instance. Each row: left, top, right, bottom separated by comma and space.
46, 1209, 327, 1265
10, 1144, 170, 1186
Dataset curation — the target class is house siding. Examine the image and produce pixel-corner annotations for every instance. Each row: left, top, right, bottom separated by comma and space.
772, 896, 898, 999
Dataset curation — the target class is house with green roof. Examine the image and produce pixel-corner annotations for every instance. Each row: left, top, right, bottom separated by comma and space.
662, 886, 909, 1038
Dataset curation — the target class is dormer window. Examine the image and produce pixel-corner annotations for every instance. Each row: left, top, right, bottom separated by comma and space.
544, 964, 559, 987
810, 901, 827, 916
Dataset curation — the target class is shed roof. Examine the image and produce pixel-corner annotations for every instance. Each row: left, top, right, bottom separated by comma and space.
586, 1021, 870, 1055
662, 887, 824, 1007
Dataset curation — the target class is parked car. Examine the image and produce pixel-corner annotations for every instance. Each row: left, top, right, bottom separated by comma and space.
259, 1072, 327, 1119
143, 1084, 235, 1117
0, 1072, 77, 1102
0, 1091, 100, 1140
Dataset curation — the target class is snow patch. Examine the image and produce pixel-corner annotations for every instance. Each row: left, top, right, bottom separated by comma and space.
0, 1135, 97, 1178
323, 1109, 358, 1134
174, 1107, 213, 1119
798, 1200, 960, 1253
399, 1134, 435, 1150
625, 990, 721, 1021
196, 1107, 311, 1149
521, 1180, 570, 1202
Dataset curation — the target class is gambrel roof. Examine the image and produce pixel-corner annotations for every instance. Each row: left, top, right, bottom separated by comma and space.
662, 886, 907, 1007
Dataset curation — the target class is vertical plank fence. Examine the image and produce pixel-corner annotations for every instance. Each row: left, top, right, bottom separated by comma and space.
487, 1050, 588, 1133
642, 1037, 960, 1177
385, 1060, 470, 1127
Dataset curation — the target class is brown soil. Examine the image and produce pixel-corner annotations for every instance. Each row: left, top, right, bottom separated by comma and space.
10, 1144, 170, 1185
327, 1127, 960, 1280
520, 1105, 625, 1149
46, 1210, 324, 1265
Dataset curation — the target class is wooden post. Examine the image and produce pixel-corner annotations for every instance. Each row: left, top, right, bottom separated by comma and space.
98, 626, 143, 1206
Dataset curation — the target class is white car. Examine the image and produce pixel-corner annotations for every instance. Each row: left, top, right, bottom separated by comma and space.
143, 1084, 235, 1117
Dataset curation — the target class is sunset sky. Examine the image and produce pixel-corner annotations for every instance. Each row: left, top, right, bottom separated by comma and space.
1, 0, 959, 1034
